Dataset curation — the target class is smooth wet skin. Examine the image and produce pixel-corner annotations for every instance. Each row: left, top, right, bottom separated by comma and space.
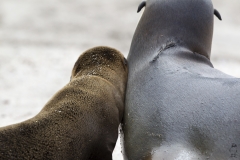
122, 0, 240, 159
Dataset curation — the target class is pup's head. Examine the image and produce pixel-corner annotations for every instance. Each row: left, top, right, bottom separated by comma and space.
71, 46, 128, 91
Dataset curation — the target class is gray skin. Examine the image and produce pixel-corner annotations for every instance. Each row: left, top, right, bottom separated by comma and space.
122, 0, 240, 160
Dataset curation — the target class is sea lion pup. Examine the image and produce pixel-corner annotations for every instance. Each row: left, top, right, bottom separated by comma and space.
0, 46, 128, 160
122, 0, 240, 160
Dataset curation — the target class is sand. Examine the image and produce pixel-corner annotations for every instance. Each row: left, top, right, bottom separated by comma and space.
0, 0, 240, 159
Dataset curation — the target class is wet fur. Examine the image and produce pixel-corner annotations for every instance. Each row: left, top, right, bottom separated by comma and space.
0, 46, 128, 160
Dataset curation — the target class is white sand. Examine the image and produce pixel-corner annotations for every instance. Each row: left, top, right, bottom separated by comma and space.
0, 0, 240, 159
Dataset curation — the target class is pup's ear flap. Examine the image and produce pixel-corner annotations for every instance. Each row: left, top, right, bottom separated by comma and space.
214, 9, 222, 21
137, 1, 146, 13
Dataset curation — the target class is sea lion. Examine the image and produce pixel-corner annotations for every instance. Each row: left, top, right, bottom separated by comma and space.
0, 46, 128, 160
122, 0, 240, 160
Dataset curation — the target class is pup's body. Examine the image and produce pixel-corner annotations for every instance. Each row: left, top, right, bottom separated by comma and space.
0, 46, 128, 160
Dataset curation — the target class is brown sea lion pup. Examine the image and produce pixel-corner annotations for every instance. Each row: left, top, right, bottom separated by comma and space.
0, 46, 128, 160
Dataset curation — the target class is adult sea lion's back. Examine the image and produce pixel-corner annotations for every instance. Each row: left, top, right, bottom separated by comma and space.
122, 0, 240, 159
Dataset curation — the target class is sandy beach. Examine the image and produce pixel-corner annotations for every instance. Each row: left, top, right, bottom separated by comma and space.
0, 0, 240, 159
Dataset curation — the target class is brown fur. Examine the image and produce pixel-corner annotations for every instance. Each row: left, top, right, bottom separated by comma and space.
0, 46, 128, 160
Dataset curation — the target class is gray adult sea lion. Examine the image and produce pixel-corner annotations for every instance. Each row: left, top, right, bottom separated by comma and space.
122, 0, 240, 160
0, 46, 128, 160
